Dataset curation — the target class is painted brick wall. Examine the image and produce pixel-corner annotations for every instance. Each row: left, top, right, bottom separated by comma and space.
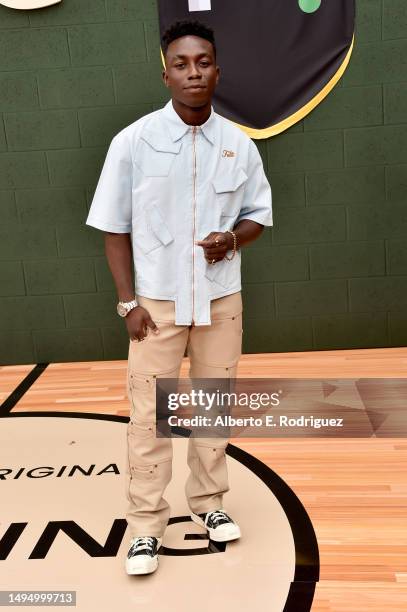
0, 0, 406, 365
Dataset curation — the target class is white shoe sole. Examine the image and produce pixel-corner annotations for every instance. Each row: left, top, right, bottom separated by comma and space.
190, 512, 241, 542
125, 542, 161, 575
125, 556, 158, 575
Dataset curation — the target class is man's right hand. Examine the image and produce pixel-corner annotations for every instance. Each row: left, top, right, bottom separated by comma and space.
125, 306, 160, 342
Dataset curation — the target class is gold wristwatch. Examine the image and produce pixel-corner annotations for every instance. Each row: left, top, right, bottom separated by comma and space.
116, 298, 138, 317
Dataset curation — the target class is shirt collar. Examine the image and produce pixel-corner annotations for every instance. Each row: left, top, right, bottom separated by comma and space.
161, 98, 216, 145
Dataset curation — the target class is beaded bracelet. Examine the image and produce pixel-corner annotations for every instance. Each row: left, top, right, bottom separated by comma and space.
224, 230, 237, 261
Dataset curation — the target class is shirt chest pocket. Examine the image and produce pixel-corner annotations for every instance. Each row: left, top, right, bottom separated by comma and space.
134, 129, 181, 177
211, 167, 248, 217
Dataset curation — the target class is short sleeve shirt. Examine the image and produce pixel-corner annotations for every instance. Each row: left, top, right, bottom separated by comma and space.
86, 99, 273, 325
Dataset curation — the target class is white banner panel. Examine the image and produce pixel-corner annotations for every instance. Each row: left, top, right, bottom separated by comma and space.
0, 0, 61, 9
188, 0, 211, 11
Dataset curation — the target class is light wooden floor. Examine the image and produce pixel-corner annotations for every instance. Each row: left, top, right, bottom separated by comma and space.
1, 346, 407, 611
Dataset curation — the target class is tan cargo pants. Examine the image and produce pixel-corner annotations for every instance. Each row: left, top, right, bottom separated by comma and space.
124, 291, 243, 538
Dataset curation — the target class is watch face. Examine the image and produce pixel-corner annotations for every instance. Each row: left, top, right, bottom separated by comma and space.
117, 303, 127, 317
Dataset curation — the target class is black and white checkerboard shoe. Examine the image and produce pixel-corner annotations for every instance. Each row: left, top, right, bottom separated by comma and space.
190, 509, 241, 542
125, 536, 162, 575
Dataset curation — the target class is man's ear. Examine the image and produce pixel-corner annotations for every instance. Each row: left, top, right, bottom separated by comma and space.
215, 65, 220, 86
162, 69, 169, 88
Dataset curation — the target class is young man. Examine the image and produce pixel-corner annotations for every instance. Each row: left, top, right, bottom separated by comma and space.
86, 19, 272, 575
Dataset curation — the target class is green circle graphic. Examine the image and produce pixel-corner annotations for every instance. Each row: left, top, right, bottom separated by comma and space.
298, 0, 321, 13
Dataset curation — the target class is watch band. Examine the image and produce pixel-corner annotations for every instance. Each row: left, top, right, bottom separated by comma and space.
117, 298, 138, 317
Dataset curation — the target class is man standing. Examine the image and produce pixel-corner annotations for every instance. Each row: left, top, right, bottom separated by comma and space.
86, 19, 272, 575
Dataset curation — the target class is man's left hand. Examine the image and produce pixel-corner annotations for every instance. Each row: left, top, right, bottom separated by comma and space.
195, 231, 233, 264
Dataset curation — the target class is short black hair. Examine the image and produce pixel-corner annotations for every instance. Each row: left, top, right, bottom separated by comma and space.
161, 19, 216, 59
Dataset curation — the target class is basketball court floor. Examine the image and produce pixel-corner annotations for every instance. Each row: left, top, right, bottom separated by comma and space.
1, 347, 406, 611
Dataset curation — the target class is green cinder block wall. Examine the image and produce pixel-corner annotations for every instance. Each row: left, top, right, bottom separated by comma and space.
0, 0, 406, 365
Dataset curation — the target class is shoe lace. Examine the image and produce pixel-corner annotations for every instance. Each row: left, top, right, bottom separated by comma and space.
129, 536, 155, 556
206, 510, 232, 526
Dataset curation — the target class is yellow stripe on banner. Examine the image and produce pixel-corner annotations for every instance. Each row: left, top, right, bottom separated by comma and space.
160, 34, 355, 140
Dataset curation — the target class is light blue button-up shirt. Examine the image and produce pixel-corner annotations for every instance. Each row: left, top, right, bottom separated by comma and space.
86, 99, 273, 325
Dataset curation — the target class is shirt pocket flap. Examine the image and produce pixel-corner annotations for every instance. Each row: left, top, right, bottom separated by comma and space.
147, 205, 173, 246
205, 259, 229, 287
134, 133, 180, 176
212, 167, 248, 194
140, 129, 181, 154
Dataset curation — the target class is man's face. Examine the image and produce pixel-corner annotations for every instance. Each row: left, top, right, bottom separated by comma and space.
162, 35, 219, 108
